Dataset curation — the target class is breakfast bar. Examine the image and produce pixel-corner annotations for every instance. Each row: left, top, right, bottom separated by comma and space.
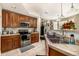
45, 34, 79, 56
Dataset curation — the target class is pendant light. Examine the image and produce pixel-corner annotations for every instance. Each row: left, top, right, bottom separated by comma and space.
57, 3, 64, 21
71, 3, 78, 11
68, 3, 79, 15
60, 3, 64, 18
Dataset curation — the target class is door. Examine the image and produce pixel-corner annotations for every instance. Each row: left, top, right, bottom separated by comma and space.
33, 18, 37, 28
13, 35, 21, 49
29, 17, 34, 28
31, 33, 39, 43
5, 11, 12, 27
1, 36, 13, 53
2, 10, 12, 27
2, 10, 6, 27
12, 13, 19, 27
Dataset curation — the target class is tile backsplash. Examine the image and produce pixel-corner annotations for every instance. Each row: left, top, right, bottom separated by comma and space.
2, 28, 35, 34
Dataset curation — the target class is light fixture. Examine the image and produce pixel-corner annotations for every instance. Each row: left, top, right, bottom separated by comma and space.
68, 3, 79, 15
71, 3, 78, 11
44, 11, 48, 14
60, 3, 64, 18
57, 3, 65, 21
11, 5, 16, 9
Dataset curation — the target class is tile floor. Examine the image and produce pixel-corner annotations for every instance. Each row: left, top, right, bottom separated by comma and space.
1, 40, 46, 56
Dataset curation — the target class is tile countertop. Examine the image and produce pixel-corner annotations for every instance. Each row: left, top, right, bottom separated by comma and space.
45, 34, 79, 56
1, 33, 20, 37
1, 32, 39, 37
53, 30, 79, 40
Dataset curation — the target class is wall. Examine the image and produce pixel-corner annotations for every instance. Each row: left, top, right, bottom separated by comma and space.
75, 14, 79, 29
37, 17, 41, 42
0, 5, 2, 35
53, 22, 58, 30
0, 5, 2, 53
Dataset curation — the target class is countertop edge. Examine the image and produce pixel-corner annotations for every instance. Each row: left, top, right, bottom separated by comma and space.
45, 34, 79, 56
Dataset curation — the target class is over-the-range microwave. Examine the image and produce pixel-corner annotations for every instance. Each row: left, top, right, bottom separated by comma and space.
20, 22, 29, 28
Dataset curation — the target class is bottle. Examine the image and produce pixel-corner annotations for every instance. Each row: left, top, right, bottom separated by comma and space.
69, 34, 75, 45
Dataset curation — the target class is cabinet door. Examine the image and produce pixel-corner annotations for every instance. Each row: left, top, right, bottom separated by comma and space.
2, 10, 6, 27
29, 17, 34, 28
2, 10, 12, 27
31, 33, 39, 43
1, 36, 13, 53
19, 15, 25, 22
6, 11, 12, 27
13, 35, 21, 49
25, 16, 29, 22
12, 13, 19, 28
33, 18, 37, 28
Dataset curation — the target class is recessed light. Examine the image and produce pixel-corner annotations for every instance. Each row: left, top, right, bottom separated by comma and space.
11, 5, 16, 9
44, 11, 48, 14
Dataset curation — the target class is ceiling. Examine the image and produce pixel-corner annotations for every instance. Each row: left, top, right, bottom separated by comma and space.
1, 3, 79, 20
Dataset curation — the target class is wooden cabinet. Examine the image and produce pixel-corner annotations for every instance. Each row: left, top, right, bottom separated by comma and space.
19, 15, 25, 22
2, 9, 37, 28
2, 10, 19, 28
29, 17, 37, 28
12, 13, 19, 27
2, 10, 12, 27
19, 15, 29, 23
31, 32, 39, 43
29, 17, 34, 28
1, 35, 21, 53
33, 18, 37, 28
1, 36, 13, 53
48, 47, 66, 56
12, 35, 21, 49
2, 10, 6, 27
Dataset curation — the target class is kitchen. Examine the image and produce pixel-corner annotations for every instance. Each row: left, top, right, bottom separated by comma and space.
0, 3, 79, 56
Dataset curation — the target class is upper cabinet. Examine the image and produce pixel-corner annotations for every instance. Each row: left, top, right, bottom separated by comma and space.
2, 9, 37, 28
2, 10, 12, 27
33, 18, 37, 28
19, 15, 29, 23
2, 10, 19, 28
9, 12, 19, 27
29, 17, 37, 28
12, 13, 19, 27
29, 17, 34, 28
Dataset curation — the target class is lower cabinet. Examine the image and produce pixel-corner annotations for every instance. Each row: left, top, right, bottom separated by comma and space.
31, 32, 39, 43
1, 36, 13, 53
12, 35, 21, 49
48, 47, 66, 56
1, 35, 21, 53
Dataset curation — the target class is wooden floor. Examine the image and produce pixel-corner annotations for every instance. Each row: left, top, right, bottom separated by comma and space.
1, 40, 46, 56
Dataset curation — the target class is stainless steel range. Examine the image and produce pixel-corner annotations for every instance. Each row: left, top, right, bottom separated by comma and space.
19, 22, 31, 47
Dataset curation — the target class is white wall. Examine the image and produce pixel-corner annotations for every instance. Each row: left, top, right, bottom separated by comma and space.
37, 17, 41, 33
37, 17, 41, 42
53, 22, 58, 30
75, 15, 79, 29
0, 4, 2, 52
0, 5, 2, 35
